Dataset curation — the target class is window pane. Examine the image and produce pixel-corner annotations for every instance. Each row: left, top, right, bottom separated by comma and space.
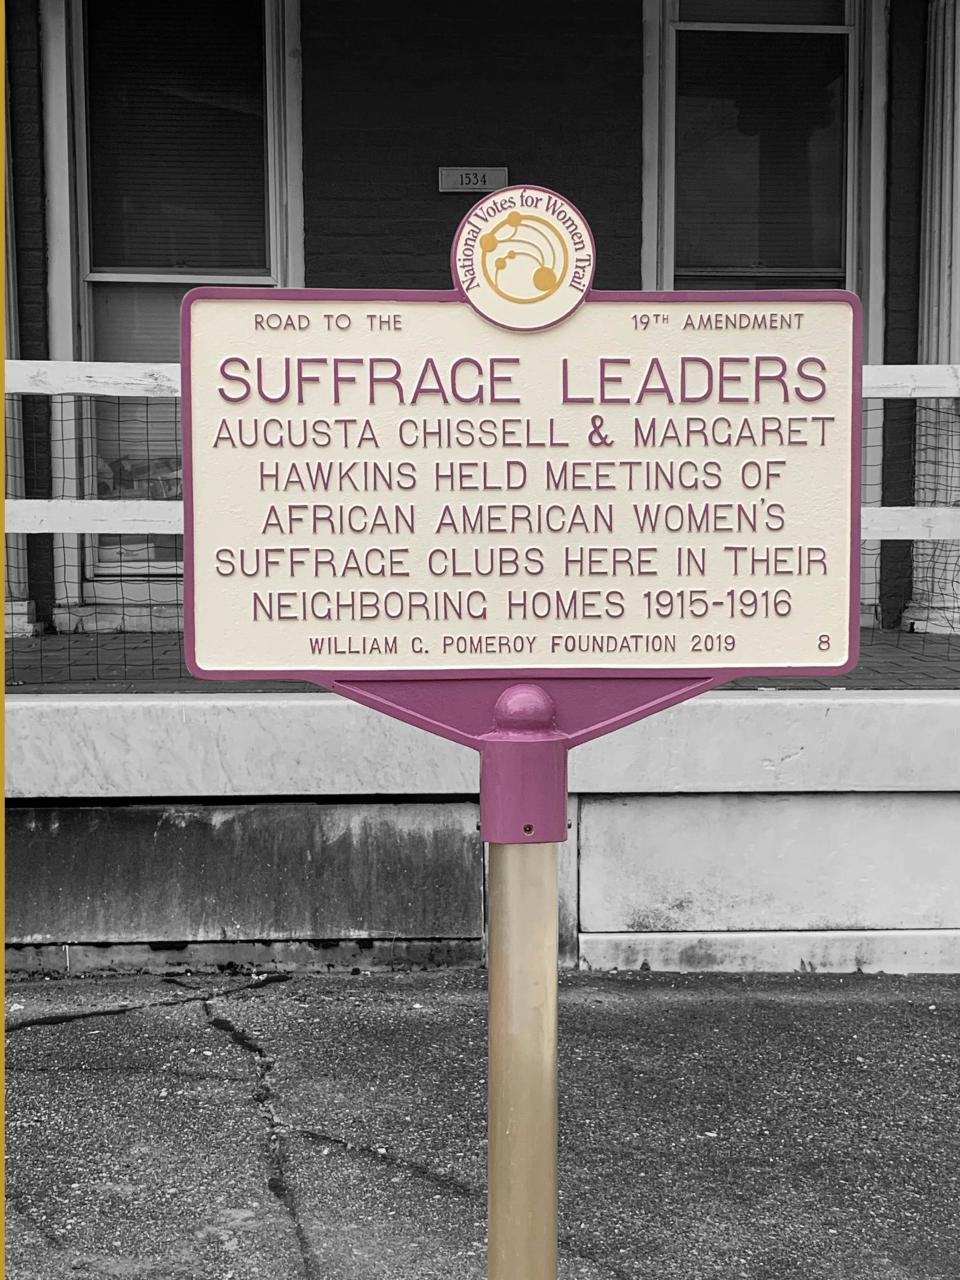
96, 533, 183, 568
86, 0, 267, 272
675, 32, 846, 274
90, 387, 182, 573
91, 283, 190, 362
90, 286, 183, 507
679, 2, 846, 23
88, 287, 182, 594
92, 395, 181, 502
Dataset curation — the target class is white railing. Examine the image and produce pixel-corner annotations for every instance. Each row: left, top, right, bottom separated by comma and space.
5, 360, 960, 540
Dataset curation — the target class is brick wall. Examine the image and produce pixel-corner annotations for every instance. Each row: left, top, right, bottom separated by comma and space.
7, 0, 54, 621
301, 5, 643, 290
880, 0, 928, 627
7, 0, 48, 365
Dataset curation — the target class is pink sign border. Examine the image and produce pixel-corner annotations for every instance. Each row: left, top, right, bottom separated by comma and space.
180, 286, 862, 689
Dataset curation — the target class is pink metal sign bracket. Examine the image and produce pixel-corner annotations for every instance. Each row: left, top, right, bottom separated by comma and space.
330, 672, 724, 844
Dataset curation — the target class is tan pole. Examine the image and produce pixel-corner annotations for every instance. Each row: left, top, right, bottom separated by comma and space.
487, 840, 559, 1280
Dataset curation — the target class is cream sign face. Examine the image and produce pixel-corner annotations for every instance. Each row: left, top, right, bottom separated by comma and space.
183, 291, 860, 679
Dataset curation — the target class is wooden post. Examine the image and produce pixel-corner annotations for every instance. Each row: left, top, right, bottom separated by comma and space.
487, 840, 558, 1280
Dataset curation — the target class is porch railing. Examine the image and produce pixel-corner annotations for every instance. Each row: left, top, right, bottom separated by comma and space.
4, 359, 960, 687
6, 360, 960, 541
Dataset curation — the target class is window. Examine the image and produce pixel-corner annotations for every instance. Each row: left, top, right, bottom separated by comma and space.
77, 0, 275, 582
85, 2, 268, 279
649, 1, 870, 300
674, 30, 848, 290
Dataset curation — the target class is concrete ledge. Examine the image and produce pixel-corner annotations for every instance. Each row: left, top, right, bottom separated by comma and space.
5, 692, 476, 799
572, 690, 960, 793
6, 690, 960, 799
580, 930, 960, 974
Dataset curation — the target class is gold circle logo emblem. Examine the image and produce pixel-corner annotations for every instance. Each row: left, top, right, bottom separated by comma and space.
451, 186, 595, 330
478, 211, 569, 305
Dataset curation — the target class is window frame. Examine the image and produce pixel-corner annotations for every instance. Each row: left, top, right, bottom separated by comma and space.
74, 0, 294, 306
658, 0, 859, 288
642, 0, 884, 330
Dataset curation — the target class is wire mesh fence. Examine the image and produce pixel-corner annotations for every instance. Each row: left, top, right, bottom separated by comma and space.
5, 392, 960, 690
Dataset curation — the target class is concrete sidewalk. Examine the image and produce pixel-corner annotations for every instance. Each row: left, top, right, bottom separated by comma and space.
6, 970, 960, 1279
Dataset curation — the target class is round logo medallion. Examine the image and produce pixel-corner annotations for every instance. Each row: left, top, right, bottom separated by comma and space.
451, 185, 596, 331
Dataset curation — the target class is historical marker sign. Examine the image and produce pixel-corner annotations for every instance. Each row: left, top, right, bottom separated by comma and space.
183, 288, 859, 683
182, 188, 862, 1280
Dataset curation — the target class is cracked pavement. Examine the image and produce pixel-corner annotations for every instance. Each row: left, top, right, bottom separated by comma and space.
6, 970, 960, 1278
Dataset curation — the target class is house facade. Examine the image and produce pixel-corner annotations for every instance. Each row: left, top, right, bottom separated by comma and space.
5, 1, 960, 972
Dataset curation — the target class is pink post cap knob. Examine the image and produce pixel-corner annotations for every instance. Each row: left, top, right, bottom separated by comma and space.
492, 684, 557, 735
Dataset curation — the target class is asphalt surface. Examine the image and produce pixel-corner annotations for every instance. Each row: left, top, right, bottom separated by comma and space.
6, 970, 960, 1278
